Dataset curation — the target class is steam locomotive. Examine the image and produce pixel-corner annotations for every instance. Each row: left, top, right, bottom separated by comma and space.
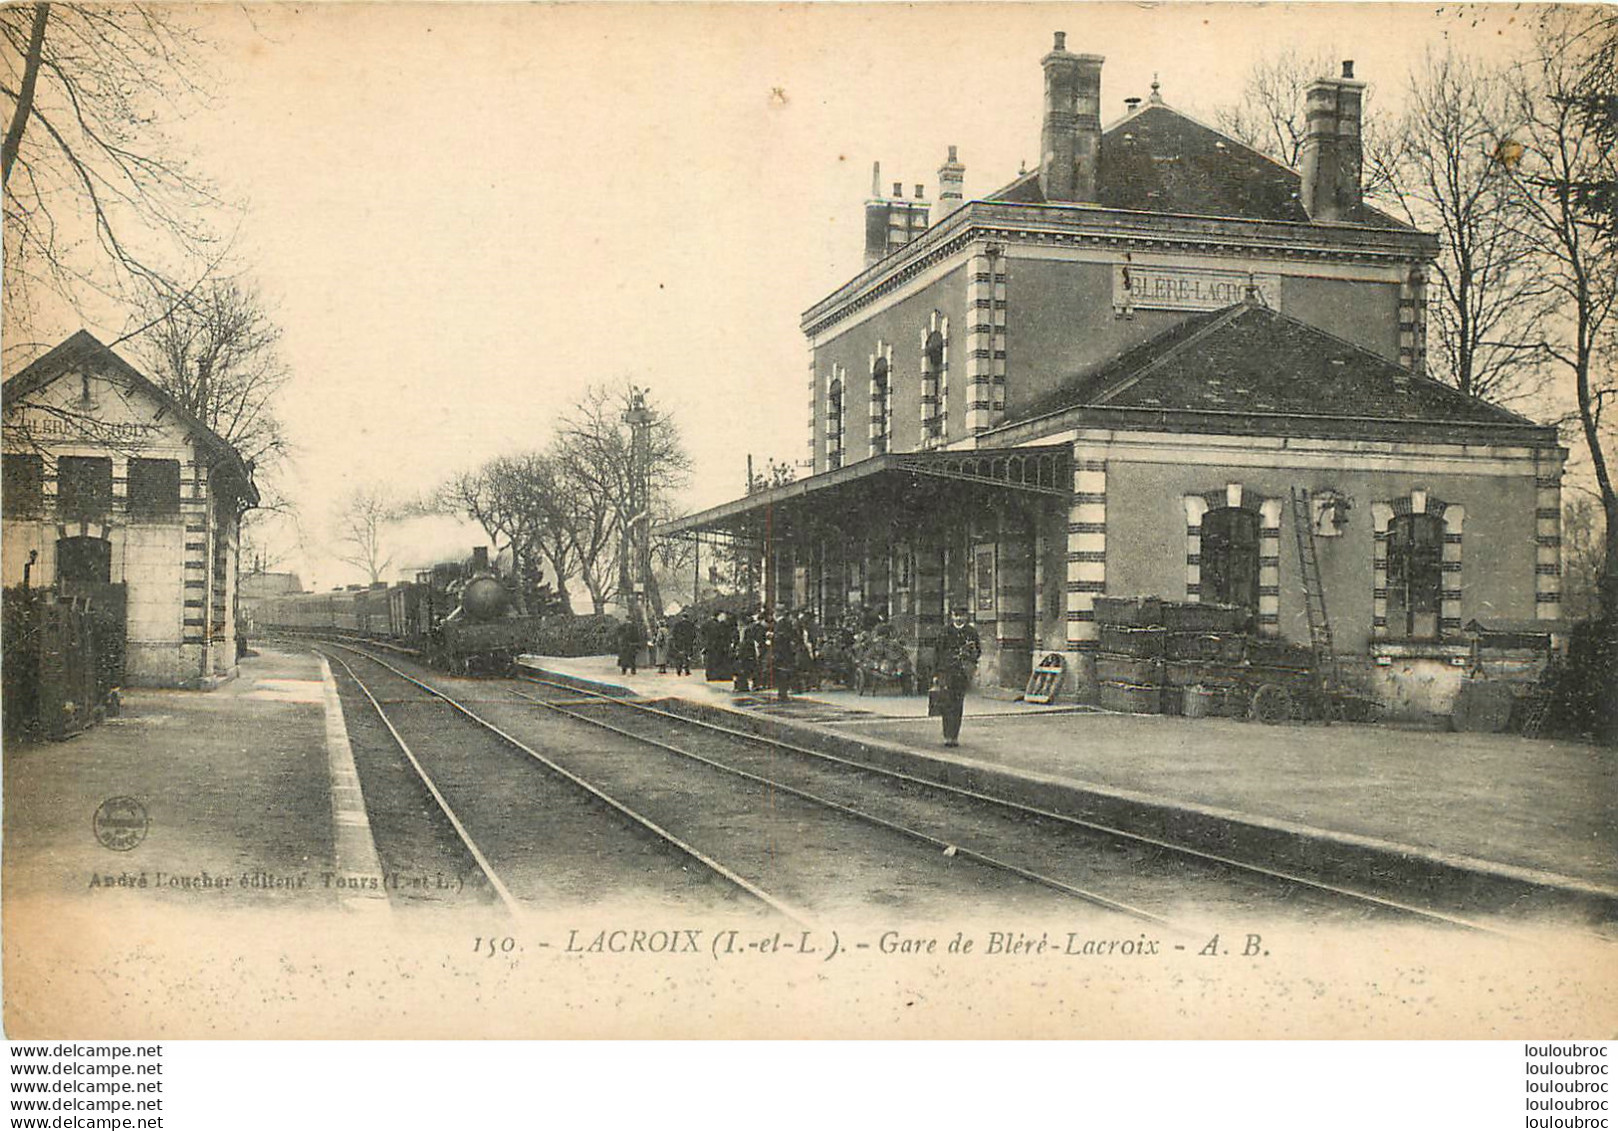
255, 547, 545, 674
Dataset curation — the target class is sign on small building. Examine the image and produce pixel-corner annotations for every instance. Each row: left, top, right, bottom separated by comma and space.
1114, 262, 1281, 314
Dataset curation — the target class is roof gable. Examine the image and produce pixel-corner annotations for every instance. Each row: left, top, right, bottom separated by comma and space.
1099, 105, 1310, 222
1009, 302, 1542, 433
990, 102, 1408, 229
3, 330, 259, 504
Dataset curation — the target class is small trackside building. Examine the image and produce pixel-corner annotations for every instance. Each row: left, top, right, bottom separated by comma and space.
2, 331, 261, 687
656, 37, 1564, 714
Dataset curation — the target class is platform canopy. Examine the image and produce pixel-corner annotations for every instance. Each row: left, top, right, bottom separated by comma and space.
656, 444, 1071, 543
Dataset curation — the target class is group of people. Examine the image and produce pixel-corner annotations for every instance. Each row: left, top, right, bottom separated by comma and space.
615, 612, 699, 677
613, 602, 981, 745
699, 607, 813, 702
818, 606, 914, 691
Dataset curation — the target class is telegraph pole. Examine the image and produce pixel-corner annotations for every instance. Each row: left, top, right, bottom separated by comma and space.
622, 388, 654, 644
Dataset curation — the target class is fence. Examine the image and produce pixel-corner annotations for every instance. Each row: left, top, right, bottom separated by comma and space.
3, 584, 126, 740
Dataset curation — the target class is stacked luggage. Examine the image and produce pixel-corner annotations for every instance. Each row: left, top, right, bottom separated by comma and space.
1093, 597, 1171, 714
1092, 597, 1316, 717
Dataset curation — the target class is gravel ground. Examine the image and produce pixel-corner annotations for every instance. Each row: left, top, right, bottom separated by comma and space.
4, 647, 339, 910
324, 647, 773, 918
537, 692, 1434, 931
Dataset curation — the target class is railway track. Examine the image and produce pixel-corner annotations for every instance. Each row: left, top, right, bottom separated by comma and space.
322, 643, 1214, 928
321, 639, 1502, 935
320, 645, 789, 919
511, 671, 1510, 937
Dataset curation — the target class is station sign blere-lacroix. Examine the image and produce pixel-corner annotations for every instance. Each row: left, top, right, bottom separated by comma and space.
4, 409, 164, 446
1113, 263, 1281, 313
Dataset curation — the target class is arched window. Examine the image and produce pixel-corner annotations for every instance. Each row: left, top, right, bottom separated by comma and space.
57, 535, 112, 585
825, 375, 845, 470
870, 356, 891, 455
1387, 513, 1444, 640
922, 329, 947, 446
1200, 507, 1260, 612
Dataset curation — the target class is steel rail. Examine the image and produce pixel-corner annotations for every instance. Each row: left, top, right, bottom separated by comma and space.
517, 672, 1507, 936
327, 644, 815, 927
511, 682, 1172, 925
322, 648, 522, 915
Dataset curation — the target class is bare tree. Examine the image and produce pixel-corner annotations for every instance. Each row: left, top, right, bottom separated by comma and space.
649, 490, 696, 608
440, 455, 574, 613
551, 439, 622, 616
333, 485, 396, 585
133, 277, 289, 473
2, 4, 227, 366
439, 467, 503, 547
1373, 48, 1555, 404
1562, 493, 1608, 621
1508, 10, 1618, 618
495, 453, 577, 614
438, 387, 690, 617
746, 456, 798, 495
1214, 49, 1332, 169
553, 382, 691, 616
1213, 48, 1396, 199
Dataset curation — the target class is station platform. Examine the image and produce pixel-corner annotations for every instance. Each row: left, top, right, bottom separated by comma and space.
2, 646, 381, 912
521, 653, 1618, 919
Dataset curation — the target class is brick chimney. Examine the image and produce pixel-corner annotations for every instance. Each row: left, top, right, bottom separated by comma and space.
937, 145, 965, 217
863, 161, 931, 266
1300, 61, 1366, 222
1039, 32, 1104, 204
864, 161, 889, 266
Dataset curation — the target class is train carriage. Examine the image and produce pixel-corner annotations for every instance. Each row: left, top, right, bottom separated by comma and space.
257, 548, 544, 674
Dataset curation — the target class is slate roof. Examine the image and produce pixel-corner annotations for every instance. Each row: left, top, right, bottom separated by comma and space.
1005, 301, 1545, 434
2, 330, 260, 506
991, 103, 1408, 229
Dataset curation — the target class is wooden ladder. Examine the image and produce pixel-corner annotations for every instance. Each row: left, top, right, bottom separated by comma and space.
1520, 690, 1554, 739
1290, 487, 1339, 687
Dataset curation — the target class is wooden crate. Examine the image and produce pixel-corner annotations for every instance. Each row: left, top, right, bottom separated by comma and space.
1094, 653, 1163, 685
1098, 623, 1166, 658
1092, 596, 1164, 627
1163, 632, 1247, 662
1159, 601, 1248, 632
1099, 680, 1165, 714
1163, 660, 1255, 688
1245, 638, 1316, 670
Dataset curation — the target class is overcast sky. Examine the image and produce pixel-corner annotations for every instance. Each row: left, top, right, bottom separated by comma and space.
9, 3, 1541, 588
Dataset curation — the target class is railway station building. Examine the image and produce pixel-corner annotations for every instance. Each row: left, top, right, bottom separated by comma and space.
2, 331, 260, 687
659, 36, 1564, 711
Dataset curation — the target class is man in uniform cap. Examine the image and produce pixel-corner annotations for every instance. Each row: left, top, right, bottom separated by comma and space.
934, 604, 981, 747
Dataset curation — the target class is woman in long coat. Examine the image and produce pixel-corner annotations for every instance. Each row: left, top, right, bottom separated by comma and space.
735, 612, 767, 693
669, 613, 698, 677
703, 612, 733, 682
652, 620, 671, 673
615, 618, 643, 676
